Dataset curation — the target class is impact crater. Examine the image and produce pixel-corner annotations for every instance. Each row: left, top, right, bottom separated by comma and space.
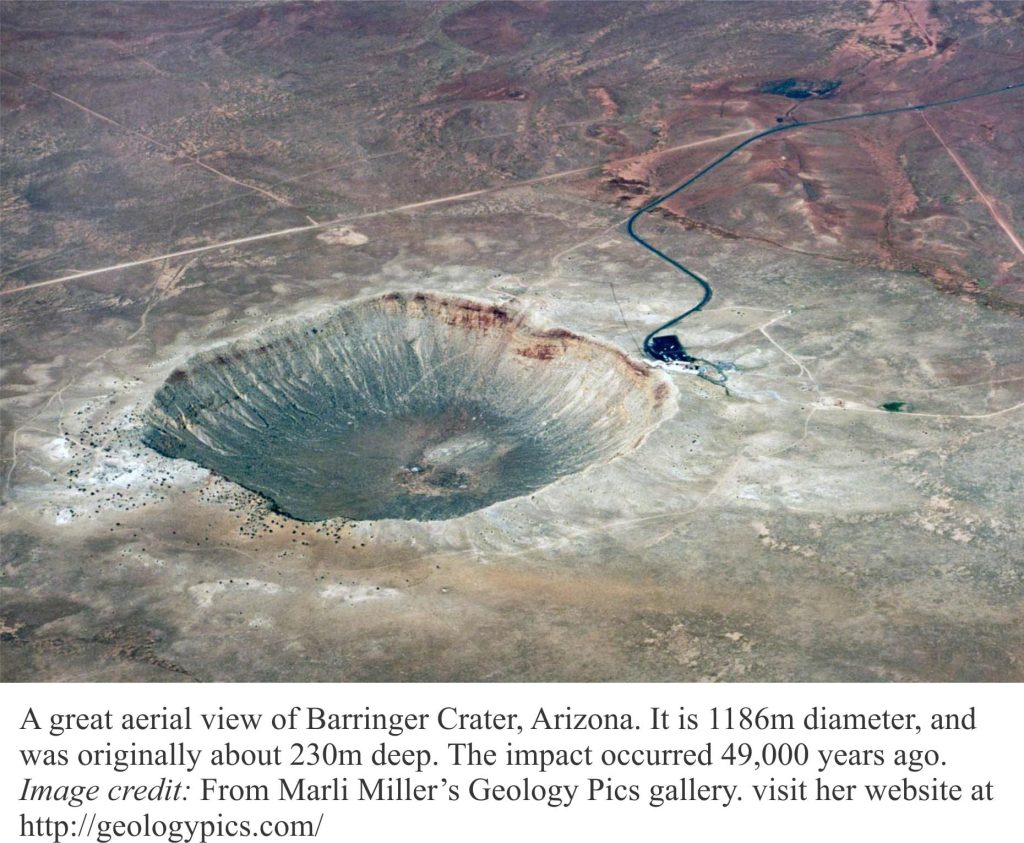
143, 292, 671, 521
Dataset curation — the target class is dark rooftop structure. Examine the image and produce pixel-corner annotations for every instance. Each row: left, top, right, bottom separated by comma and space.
647, 335, 693, 363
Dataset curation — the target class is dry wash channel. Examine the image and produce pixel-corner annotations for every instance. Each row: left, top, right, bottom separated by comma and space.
143, 292, 671, 522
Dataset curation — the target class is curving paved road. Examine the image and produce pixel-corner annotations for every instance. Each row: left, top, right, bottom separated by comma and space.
627, 80, 1024, 377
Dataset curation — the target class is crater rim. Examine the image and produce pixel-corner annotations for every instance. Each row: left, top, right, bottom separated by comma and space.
143, 290, 676, 524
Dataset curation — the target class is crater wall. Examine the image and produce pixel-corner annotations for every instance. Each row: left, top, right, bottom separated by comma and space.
143, 292, 672, 521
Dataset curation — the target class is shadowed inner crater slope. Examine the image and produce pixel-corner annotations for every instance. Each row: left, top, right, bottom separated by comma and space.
143, 292, 671, 521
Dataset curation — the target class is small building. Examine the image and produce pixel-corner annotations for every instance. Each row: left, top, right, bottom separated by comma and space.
648, 335, 693, 363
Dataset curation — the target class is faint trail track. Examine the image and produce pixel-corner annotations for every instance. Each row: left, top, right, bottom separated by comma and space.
920, 111, 1024, 259
0, 129, 756, 296
0, 69, 306, 217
